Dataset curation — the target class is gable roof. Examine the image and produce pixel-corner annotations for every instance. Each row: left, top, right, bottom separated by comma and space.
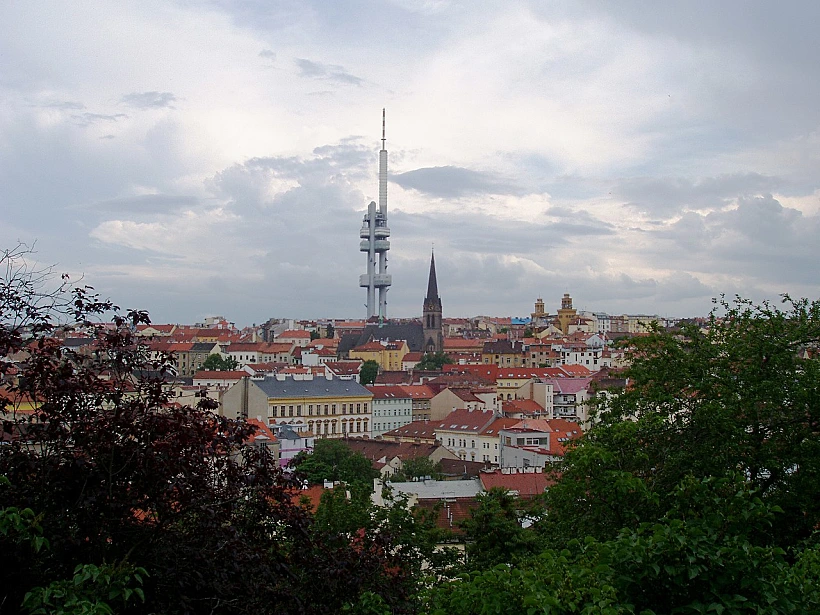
434, 409, 495, 434
253, 375, 372, 400
479, 469, 555, 497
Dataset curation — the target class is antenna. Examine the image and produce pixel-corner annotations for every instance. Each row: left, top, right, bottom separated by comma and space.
381, 108, 386, 149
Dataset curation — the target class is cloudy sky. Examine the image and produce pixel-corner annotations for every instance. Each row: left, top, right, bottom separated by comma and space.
2, 1, 819, 325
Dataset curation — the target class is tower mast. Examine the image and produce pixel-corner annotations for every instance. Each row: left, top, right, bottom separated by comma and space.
359, 109, 392, 319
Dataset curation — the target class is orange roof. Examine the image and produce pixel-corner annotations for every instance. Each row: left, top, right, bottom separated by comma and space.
397, 384, 435, 399
479, 469, 555, 497
193, 370, 248, 380
246, 418, 278, 444
277, 330, 311, 339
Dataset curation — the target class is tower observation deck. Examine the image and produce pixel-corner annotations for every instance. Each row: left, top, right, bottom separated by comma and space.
359, 109, 392, 319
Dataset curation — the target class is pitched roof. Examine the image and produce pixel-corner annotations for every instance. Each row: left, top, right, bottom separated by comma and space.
397, 384, 435, 399
343, 439, 442, 464
434, 409, 495, 434
366, 385, 412, 400
246, 418, 278, 444
277, 330, 311, 339
193, 370, 248, 380
253, 375, 373, 400
479, 469, 555, 497
383, 420, 438, 440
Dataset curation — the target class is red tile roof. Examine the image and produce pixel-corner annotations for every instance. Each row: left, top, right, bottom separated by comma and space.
479, 468, 555, 497
434, 409, 495, 434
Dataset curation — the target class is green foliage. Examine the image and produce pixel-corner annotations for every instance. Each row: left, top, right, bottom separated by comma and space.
460, 488, 542, 570
360, 359, 380, 384
201, 353, 239, 370
22, 563, 147, 615
427, 476, 820, 614
414, 351, 453, 371
390, 456, 443, 482
293, 438, 379, 489
544, 295, 820, 548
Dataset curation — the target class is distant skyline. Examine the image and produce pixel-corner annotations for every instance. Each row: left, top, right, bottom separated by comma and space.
2, 1, 819, 326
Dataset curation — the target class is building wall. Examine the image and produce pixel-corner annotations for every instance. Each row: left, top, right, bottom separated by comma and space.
371, 396, 413, 438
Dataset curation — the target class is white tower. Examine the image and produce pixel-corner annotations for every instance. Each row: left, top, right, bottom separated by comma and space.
359, 109, 392, 319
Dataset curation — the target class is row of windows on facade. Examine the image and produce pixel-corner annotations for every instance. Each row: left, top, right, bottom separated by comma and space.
374, 408, 412, 417
269, 402, 369, 418
445, 438, 499, 450
307, 419, 368, 436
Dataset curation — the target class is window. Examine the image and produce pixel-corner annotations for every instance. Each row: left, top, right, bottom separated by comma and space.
324, 404, 329, 415
331, 404, 336, 414
288, 405, 294, 417
297, 405, 302, 417
308, 404, 314, 416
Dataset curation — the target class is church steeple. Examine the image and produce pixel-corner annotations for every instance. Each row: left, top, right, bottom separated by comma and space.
422, 249, 443, 353
425, 250, 441, 307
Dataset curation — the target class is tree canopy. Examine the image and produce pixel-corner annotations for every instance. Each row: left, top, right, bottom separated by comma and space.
0, 246, 422, 614
359, 359, 380, 385
202, 353, 239, 370
414, 351, 453, 371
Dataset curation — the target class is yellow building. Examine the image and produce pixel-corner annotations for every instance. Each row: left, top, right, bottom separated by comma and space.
556, 293, 578, 334
349, 340, 409, 372
481, 339, 524, 367
222, 374, 373, 438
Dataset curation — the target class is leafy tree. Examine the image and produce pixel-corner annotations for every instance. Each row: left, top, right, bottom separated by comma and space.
201, 353, 239, 370
460, 488, 541, 570
0, 245, 420, 614
542, 295, 820, 549
523, 327, 534, 338
427, 476, 820, 614
310, 329, 321, 341
292, 438, 379, 489
326, 323, 335, 339
414, 351, 453, 371
390, 456, 443, 482
360, 359, 380, 384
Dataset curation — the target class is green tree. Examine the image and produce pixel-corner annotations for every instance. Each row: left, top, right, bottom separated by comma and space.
542, 295, 820, 549
360, 359, 380, 384
201, 353, 239, 370
292, 439, 379, 489
390, 456, 443, 482
460, 488, 541, 570
0, 245, 424, 614
427, 476, 820, 614
414, 351, 453, 371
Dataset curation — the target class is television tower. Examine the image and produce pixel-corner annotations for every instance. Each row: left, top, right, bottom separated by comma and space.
359, 109, 392, 319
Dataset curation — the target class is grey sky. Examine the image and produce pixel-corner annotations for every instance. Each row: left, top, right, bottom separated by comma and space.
1, 1, 819, 325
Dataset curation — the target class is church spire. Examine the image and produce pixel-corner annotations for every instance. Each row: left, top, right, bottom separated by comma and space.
426, 249, 439, 304
422, 248, 443, 353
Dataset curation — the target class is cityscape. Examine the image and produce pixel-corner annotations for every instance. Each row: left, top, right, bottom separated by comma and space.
2, 2, 819, 613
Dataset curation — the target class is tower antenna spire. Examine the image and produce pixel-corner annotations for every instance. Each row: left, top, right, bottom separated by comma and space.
381, 108, 386, 149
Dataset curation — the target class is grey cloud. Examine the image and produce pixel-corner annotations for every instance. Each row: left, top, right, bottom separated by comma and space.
615, 173, 780, 218
120, 91, 177, 109
259, 49, 276, 59
391, 166, 526, 198
39, 100, 85, 110
80, 194, 200, 214
71, 112, 128, 126
99, 134, 116, 140
294, 58, 363, 86
647, 194, 820, 286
